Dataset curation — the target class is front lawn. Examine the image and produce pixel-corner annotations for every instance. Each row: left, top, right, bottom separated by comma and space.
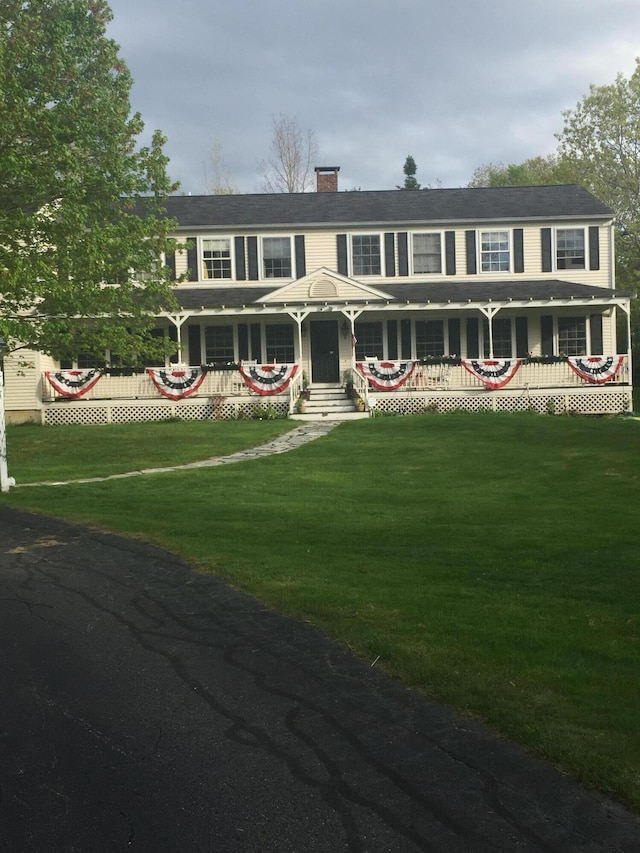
3, 412, 640, 811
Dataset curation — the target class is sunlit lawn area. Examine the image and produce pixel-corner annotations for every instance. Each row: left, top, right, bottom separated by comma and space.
3, 412, 640, 810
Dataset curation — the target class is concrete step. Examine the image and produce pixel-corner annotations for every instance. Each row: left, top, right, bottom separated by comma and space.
290, 411, 370, 422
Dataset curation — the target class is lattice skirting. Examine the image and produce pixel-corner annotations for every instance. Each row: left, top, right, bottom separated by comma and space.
370, 387, 633, 417
42, 397, 289, 426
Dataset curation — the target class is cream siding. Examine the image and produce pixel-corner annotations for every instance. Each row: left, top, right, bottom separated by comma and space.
303, 232, 337, 271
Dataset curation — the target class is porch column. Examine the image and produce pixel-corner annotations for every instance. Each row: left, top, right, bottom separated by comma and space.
0, 344, 12, 492
478, 305, 501, 359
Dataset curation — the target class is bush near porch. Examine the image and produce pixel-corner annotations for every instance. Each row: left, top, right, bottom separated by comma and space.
3, 412, 640, 812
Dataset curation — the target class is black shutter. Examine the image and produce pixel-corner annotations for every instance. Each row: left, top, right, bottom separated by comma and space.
401, 319, 412, 359
165, 250, 176, 281
515, 316, 528, 358
514, 228, 524, 273
448, 318, 461, 356
186, 237, 198, 282
384, 232, 396, 277
465, 230, 477, 275
589, 226, 600, 271
234, 236, 246, 280
294, 235, 306, 278
387, 319, 398, 359
541, 228, 552, 272
445, 231, 456, 275
168, 325, 178, 364
337, 234, 348, 276
188, 325, 201, 366
398, 232, 409, 276
590, 314, 603, 354
465, 317, 479, 359
247, 237, 259, 280
541, 315, 554, 356
238, 324, 249, 361
250, 323, 261, 361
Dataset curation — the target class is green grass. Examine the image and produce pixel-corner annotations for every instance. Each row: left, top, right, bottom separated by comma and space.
3, 412, 640, 810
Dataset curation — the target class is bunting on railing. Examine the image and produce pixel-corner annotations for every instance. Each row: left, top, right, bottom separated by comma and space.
567, 356, 625, 385
147, 367, 206, 400
461, 359, 521, 390
356, 361, 415, 391
45, 369, 102, 399
239, 364, 299, 395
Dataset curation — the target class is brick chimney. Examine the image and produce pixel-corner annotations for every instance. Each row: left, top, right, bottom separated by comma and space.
315, 166, 340, 192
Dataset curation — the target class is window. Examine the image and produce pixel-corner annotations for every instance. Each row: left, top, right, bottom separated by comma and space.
352, 234, 381, 275
205, 325, 235, 363
202, 238, 232, 279
557, 316, 586, 356
482, 318, 513, 358
263, 237, 292, 278
354, 321, 384, 360
480, 230, 510, 272
265, 324, 294, 362
556, 229, 585, 270
412, 233, 442, 274
415, 320, 445, 357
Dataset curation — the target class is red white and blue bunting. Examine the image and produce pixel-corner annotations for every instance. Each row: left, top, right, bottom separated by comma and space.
567, 356, 625, 385
461, 359, 521, 390
357, 361, 415, 391
147, 367, 206, 400
45, 369, 102, 399
239, 363, 299, 396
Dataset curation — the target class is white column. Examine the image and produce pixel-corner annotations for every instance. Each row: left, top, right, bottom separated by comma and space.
0, 368, 12, 492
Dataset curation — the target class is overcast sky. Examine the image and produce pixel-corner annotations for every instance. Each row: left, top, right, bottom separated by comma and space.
106, 0, 639, 195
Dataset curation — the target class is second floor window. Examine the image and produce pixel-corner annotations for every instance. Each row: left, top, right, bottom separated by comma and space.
412, 233, 442, 274
480, 230, 510, 272
263, 237, 292, 278
556, 229, 585, 270
202, 238, 232, 279
352, 235, 381, 275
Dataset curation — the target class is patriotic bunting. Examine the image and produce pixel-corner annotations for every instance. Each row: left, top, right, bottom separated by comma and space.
567, 356, 625, 385
356, 361, 415, 391
239, 363, 299, 395
147, 367, 206, 400
461, 359, 521, 390
45, 369, 102, 399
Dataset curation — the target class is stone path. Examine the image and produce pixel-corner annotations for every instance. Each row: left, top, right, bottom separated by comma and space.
16, 421, 341, 488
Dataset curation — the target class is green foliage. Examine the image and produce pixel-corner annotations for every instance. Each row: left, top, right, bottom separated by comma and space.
0, 0, 179, 363
467, 155, 573, 188
398, 154, 420, 190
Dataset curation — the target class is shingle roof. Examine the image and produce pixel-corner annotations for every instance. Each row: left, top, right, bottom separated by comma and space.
161, 185, 613, 230
172, 280, 624, 311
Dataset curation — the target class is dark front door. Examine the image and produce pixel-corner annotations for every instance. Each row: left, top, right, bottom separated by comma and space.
310, 320, 340, 383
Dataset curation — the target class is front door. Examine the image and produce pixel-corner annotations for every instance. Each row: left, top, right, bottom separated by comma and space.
310, 320, 340, 383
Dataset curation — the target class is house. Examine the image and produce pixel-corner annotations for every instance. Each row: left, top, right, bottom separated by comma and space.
4, 168, 633, 424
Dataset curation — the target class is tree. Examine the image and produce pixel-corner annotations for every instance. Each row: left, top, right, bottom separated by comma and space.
398, 155, 421, 190
0, 0, 179, 364
206, 139, 238, 195
258, 115, 318, 193
467, 155, 573, 188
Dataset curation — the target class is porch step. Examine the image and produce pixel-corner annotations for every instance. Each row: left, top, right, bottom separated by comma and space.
292, 384, 368, 421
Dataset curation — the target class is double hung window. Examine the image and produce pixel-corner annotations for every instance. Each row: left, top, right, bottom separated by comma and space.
557, 316, 586, 355
263, 237, 292, 278
480, 230, 510, 272
354, 322, 384, 360
202, 238, 232, 279
352, 235, 381, 275
412, 233, 442, 274
205, 325, 235, 363
556, 229, 585, 270
415, 320, 445, 357
265, 324, 294, 362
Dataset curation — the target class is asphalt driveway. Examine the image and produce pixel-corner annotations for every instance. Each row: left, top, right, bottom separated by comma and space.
1, 505, 639, 852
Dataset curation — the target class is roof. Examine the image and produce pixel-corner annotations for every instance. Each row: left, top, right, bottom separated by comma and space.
172, 280, 625, 311
161, 185, 613, 230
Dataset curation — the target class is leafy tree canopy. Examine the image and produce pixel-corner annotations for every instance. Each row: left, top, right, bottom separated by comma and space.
467, 155, 573, 188
0, 0, 179, 363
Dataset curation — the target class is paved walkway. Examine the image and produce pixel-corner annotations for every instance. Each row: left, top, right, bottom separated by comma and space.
16, 421, 341, 488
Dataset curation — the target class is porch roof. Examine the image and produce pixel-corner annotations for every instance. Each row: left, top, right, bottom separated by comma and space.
171, 280, 628, 313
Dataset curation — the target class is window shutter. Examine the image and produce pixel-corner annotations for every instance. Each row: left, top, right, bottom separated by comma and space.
238, 324, 249, 361
465, 317, 479, 359
515, 316, 528, 357
188, 325, 201, 366
589, 226, 600, 271
590, 314, 603, 354
384, 233, 396, 277
445, 231, 456, 275
541, 228, 552, 272
168, 325, 179, 364
514, 229, 524, 273
398, 232, 409, 276
448, 318, 461, 356
337, 234, 348, 276
295, 235, 306, 278
387, 319, 398, 359
186, 238, 198, 282
250, 323, 261, 361
247, 237, 259, 280
234, 236, 246, 280
465, 231, 477, 275
165, 251, 176, 280
401, 319, 412, 359
540, 315, 554, 356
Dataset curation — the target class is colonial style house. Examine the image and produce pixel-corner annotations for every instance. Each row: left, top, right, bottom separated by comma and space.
4, 168, 633, 424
